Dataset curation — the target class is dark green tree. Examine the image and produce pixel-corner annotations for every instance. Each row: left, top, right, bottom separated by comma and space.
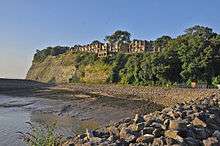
105, 30, 131, 44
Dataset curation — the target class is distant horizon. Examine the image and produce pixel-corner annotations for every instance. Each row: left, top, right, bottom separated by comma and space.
0, 0, 220, 79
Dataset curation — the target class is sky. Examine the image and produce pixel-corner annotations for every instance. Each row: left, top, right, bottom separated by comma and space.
0, 0, 219, 79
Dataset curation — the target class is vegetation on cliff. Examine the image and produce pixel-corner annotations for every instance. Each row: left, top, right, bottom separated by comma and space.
27, 25, 220, 86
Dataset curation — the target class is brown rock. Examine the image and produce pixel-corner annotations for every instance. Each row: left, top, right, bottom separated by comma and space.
167, 111, 181, 119
119, 127, 136, 142
136, 134, 154, 143
169, 120, 187, 130
128, 123, 145, 132
143, 115, 155, 126
203, 137, 219, 146
192, 117, 207, 127
107, 126, 120, 136
152, 137, 165, 146
165, 130, 183, 142
213, 130, 220, 140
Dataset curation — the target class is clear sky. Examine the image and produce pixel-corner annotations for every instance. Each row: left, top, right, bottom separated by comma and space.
0, 0, 219, 79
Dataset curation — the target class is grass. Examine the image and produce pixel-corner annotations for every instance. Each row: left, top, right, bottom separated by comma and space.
18, 122, 64, 146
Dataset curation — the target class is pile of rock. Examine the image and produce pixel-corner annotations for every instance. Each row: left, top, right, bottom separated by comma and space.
65, 95, 220, 146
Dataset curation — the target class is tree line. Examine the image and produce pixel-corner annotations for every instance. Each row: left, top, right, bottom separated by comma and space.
33, 25, 220, 86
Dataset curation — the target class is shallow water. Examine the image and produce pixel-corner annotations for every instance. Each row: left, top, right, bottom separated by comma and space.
0, 95, 99, 146
0, 107, 29, 146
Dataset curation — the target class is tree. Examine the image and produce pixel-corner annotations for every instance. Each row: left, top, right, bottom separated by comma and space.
91, 40, 102, 44
153, 36, 172, 51
104, 30, 131, 44
177, 26, 217, 84
184, 25, 214, 40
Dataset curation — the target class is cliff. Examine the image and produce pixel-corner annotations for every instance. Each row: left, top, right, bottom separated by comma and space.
26, 51, 112, 84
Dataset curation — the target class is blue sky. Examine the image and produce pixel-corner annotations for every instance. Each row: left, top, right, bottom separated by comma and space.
0, 0, 219, 79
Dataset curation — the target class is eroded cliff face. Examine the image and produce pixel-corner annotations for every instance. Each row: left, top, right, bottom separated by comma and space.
26, 52, 111, 83
26, 52, 77, 83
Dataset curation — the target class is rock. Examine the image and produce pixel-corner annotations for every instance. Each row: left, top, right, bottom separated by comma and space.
115, 139, 129, 146
169, 120, 187, 130
119, 127, 136, 142
164, 130, 183, 142
71, 96, 220, 145
143, 115, 155, 126
86, 129, 94, 139
163, 119, 170, 129
162, 107, 173, 114
99, 142, 110, 146
152, 137, 165, 146
107, 126, 120, 136
123, 117, 132, 123
118, 123, 130, 130
153, 128, 164, 137
151, 122, 165, 129
107, 135, 116, 142
136, 134, 154, 143
203, 137, 219, 146
165, 137, 179, 145
125, 135, 136, 142
213, 130, 220, 140
193, 127, 207, 140
134, 114, 144, 124
192, 105, 200, 113
192, 117, 207, 127
182, 137, 201, 146
128, 123, 145, 132
90, 137, 103, 143
141, 127, 154, 135
167, 111, 181, 119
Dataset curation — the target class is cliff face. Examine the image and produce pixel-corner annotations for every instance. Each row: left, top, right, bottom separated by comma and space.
26, 52, 111, 83
26, 52, 77, 83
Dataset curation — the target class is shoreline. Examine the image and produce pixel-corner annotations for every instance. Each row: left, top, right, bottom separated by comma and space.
1, 79, 220, 145
0, 78, 219, 107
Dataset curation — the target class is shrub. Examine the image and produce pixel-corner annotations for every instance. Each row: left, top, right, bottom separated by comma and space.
18, 122, 64, 146
212, 75, 220, 86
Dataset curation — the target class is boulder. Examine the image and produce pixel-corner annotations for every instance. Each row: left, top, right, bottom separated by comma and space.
136, 134, 154, 143
167, 111, 181, 119
213, 130, 220, 141
141, 127, 154, 135
107, 126, 120, 136
192, 117, 207, 127
169, 120, 187, 130
164, 130, 183, 142
153, 128, 164, 137
119, 127, 136, 142
128, 123, 145, 132
152, 137, 165, 146
143, 115, 155, 126
182, 137, 201, 146
86, 129, 94, 139
203, 137, 219, 146
134, 114, 144, 124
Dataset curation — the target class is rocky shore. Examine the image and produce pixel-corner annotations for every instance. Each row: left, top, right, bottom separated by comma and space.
59, 83, 219, 107
65, 94, 220, 146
